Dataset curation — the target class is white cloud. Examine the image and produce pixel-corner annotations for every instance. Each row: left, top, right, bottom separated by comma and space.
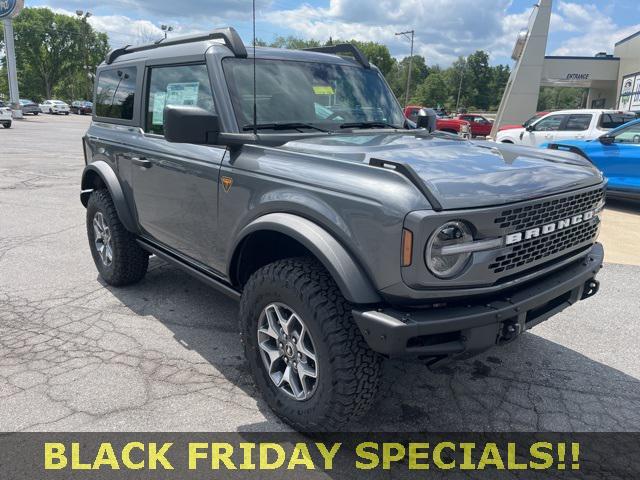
264, 0, 529, 65
550, 2, 640, 56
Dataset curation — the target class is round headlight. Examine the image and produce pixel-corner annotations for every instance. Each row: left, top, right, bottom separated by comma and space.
426, 221, 473, 278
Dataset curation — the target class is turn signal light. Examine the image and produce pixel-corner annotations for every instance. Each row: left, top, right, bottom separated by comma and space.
401, 229, 413, 267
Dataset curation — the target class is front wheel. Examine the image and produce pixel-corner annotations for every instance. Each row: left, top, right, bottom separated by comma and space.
240, 258, 382, 431
2, 122, 10, 129
86, 189, 148, 286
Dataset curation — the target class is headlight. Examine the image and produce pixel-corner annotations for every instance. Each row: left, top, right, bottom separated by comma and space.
425, 221, 473, 278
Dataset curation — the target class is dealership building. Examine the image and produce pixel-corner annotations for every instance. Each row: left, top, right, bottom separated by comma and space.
493, 0, 640, 133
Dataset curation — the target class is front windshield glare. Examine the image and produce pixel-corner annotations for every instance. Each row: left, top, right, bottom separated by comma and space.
222, 58, 406, 131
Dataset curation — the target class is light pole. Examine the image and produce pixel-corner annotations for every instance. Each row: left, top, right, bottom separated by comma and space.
395, 30, 415, 108
76, 10, 92, 100
161, 24, 174, 39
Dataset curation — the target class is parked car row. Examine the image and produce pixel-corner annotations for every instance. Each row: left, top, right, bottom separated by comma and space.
0, 99, 93, 118
403, 106, 494, 138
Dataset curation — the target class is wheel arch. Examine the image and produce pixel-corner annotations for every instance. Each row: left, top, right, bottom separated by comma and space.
81, 161, 137, 233
229, 213, 382, 305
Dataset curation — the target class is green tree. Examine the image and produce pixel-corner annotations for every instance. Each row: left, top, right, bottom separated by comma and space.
0, 8, 109, 101
269, 36, 321, 49
465, 50, 492, 110
412, 72, 449, 107
347, 40, 396, 77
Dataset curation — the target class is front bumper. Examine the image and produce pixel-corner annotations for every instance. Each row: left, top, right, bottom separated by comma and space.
353, 243, 603, 359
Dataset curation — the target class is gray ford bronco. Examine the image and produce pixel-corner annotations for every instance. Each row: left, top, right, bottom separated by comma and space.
81, 28, 605, 430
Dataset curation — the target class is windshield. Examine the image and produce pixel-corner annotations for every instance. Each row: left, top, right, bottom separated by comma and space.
53, 101, 66, 105
222, 58, 405, 131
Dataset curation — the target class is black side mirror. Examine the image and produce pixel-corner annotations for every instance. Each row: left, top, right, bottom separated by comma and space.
164, 106, 220, 145
416, 108, 437, 132
525, 124, 535, 132
599, 135, 615, 145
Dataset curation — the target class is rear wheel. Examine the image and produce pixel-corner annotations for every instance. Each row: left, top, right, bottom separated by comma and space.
501, 140, 514, 144
240, 258, 382, 431
86, 189, 148, 286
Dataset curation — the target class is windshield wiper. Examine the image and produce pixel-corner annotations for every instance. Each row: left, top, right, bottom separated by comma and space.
243, 122, 329, 133
339, 121, 402, 130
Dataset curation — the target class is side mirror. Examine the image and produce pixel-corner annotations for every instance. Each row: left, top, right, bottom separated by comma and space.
164, 106, 220, 145
599, 135, 615, 146
416, 108, 437, 132
525, 124, 535, 132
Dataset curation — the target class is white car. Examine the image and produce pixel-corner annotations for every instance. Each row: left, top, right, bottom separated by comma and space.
39, 100, 70, 115
496, 109, 636, 147
0, 100, 12, 128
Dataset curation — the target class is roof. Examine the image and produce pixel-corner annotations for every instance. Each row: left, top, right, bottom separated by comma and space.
544, 55, 620, 61
615, 30, 640, 47
103, 27, 368, 69
540, 109, 634, 115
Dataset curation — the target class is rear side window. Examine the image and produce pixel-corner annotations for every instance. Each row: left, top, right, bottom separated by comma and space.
145, 64, 215, 135
95, 67, 137, 120
599, 113, 636, 130
564, 114, 592, 131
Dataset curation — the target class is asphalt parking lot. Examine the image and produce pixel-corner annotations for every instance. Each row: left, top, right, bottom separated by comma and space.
1, 114, 639, 432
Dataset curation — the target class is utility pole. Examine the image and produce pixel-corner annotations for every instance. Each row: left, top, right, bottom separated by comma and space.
76, 10, 92, 100
395, 30, 415, 108
161, 25, 174, 39
456, 61, 465, 112
2, 0, 25, 119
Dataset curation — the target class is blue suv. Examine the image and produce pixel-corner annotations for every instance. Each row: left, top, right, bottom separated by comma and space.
547, 118, 640, 200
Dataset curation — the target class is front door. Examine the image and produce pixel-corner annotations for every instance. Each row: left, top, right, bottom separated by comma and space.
591, 122, 640, 192
526, 114, 567, 146
128, 63, 226, 272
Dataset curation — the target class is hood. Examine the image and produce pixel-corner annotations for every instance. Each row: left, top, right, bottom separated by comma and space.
279, 132, 603, 210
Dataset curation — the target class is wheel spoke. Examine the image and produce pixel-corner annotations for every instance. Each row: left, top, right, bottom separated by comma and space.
297, 367, 309, 398
297, 361, 317, 379
258, 340, 281, 370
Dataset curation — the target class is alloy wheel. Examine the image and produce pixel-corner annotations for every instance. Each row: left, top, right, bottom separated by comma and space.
93, 212, 113, 267
257, 302, 318, 401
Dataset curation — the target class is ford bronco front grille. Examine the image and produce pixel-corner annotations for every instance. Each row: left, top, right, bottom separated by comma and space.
493, 187, 605, 231
488, 221, 599, 274
488, 187, 605, 275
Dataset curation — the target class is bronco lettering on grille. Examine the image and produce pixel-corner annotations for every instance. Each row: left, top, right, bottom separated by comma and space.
505, 209, 597, 246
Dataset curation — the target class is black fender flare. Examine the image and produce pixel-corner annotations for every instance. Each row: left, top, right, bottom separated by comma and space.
232, 213, 382, 305
80, 161, 137, 233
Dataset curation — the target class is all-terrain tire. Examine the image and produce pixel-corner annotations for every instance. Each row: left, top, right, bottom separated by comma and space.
240, 257, 382, 431
86, 189, 148, 286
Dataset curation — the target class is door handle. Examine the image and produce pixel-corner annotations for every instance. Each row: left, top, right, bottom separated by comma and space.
131, 157, 152, 168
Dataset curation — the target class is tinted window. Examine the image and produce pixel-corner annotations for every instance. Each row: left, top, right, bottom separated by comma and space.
145, 64, 215, 135
95, 67, 137, 120
599, 113, 636, 130
563, 114, 592, 131
534, 115, 566, 131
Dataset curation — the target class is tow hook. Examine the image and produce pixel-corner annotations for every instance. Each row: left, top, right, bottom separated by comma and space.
581, 279, 600, 300
497, 319, 521, 345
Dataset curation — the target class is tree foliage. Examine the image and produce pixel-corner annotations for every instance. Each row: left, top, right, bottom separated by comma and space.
0, 7, 109, 101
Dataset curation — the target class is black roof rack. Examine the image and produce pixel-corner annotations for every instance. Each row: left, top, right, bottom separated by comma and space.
304, 44, 371, 69
105, 27, 247, 65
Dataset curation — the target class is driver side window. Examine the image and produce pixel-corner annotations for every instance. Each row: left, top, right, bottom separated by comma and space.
614, 124, 640, 144
534, 115, 566, 132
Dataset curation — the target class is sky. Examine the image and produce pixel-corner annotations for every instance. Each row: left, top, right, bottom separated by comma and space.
31, 0, 640, 66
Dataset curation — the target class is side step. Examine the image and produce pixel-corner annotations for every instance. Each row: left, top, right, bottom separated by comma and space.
137, 239, 241, 301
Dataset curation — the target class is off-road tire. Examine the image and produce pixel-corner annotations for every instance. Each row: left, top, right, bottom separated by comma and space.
86, 189, 148, 286
240, 257, 382, 431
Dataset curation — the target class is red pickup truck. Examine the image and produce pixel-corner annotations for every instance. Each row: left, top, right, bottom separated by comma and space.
404, 106, 470, 135
455, 114, 493, 137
